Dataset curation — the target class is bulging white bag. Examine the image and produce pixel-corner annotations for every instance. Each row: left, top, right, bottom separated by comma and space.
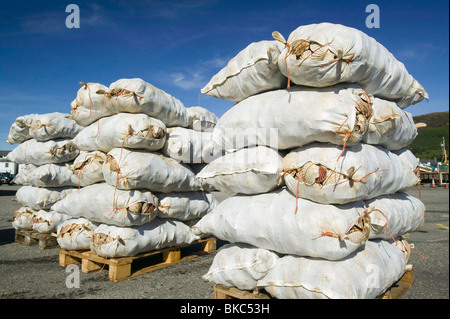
6, 113, 37, 144
194, 188, 370, 260
28, 112, 83, 141
201, 40, 287, 102
31, 210, 70, 233
196, 146, 284, 195
203, 243, 280, 291
362, 98, 417, 150
69, 82, 110, 126
11, 164, 38, 185
282, 143, 420, 204
160, 127, 217, 164
72, 113, 167, 152
27, 164, 77, 188
90, 219, 200, 257
16, 186, 75, 211
274, 23, 428, 108
6, 138, 79, 165
186, 106, 218, 132
102, 148, 200, 193
57, 218, 98, 251
211, 84, 371, 151
156, 191, 217, 221
257, 239, 410, 299
51, 183, 159, 227
12, 207, 37, 230
68, 151, 107, 187
365, 193, 425, 240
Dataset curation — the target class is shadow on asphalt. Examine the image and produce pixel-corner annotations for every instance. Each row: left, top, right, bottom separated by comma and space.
0, 228, 15, 246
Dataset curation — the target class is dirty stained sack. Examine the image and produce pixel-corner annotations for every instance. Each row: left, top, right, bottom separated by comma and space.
6, 138, 79, 165
102, 148, 200, 193
156, 191, 217, 221
202, 243, 280, 291
258, 239, 410, 299
201, 40, 287, 102
72, 113, 167, 152
16, 186, 75, 211
194, 188, 371, 260
90, 218, 200, 258
362, 98, 417, 150
282, 143, 420, 204
211, 84, 372, 151
275, 23, 428, 108
196, 146, 284, 195
51, 183, 159, 227
57, 218, 98, 251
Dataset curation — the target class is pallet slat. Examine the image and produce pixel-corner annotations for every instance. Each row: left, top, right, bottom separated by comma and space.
214, 264, 414, 299
15, 230, 58, 250
59, 237, 216, 282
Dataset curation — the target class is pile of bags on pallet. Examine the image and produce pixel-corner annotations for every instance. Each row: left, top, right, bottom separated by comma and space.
8, 78, 219, 258
195, 22, 427, 299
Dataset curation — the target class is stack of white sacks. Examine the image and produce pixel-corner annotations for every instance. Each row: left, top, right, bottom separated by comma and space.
8, 78, 219, 258
195, 22, 427, 299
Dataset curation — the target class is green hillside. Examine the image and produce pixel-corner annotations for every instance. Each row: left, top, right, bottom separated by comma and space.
410, 111, 449, 161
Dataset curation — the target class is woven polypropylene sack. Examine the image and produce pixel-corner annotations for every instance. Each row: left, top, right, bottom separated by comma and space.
28, 112, 83, 142
57, 218, 98, 251
201, 40, 287, 102
275, 23, 428, 108
16, 186, 76, 211
257, 239, 410, 299
6, 113, 38, 144
69, 82, 110, 126
156, 191, 217, 221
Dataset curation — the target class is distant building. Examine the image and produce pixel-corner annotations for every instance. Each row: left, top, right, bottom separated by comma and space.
0, 150, 19, 174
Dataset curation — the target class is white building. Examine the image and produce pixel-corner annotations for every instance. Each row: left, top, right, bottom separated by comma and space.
0, 151, 18, 174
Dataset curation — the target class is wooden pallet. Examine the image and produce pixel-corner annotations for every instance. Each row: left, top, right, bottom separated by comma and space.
59, 237, 216, 282
15, 229, 58, 250
214, 264, 414, 299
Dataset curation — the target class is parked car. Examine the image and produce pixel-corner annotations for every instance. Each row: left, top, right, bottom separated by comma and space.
0, 172, 13, 185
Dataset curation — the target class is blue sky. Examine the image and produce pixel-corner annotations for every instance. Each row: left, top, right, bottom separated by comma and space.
1, 0, 448, 150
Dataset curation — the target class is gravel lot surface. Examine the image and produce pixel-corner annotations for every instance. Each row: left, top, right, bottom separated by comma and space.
0, 184, 448, 300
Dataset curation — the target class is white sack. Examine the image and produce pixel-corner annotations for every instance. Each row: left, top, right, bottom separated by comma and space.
196, 146, 284, 195
282, 143, 420, 204
16, 186, 75, 211
211, 84, 371, 151
365, 193, 425, 240
362, 98, 417, 150
201, 40, 287, 102
186, 106, 218, 132
90, 219, 200, 257
31, 210, 70, 233
12, 207, 37, 230
57, 218, 98, 251
69, 82, 110, 126
202, 243, 280, 291
6, 138, 79, 165
72, 113, 166, 152
156, 191, 217, 221
160, 127, 218, 164
51, 183, 159, 227
6, 113, 37, 144
68, 151, 107, 187
28, 112, 83, 141
194, 188, 370, 260
11, 164, 38, 185
258, 239, 410, 299
275, 23, 428, 108
102, 148, 200, 193
27, 164, 77, 188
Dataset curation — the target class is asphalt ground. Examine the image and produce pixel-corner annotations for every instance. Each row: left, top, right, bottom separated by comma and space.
0, 184, 448, 302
